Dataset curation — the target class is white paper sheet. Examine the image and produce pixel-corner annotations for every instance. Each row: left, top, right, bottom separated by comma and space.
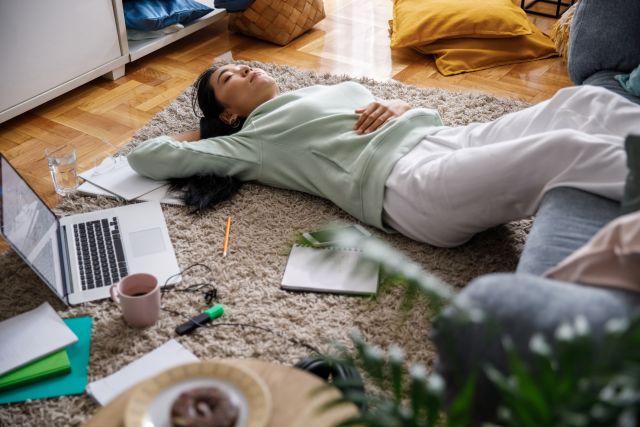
0, 303, 78, 375
86, 340, 199, 405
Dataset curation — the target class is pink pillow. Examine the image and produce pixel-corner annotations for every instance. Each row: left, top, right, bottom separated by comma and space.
544, 210, 640, 293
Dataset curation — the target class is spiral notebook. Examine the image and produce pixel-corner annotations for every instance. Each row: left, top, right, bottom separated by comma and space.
77, 181, 184, 206
281, 245, 379, 295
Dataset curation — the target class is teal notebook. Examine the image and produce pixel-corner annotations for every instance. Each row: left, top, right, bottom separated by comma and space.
0, 316, 92, 405
0, 349, 71, 392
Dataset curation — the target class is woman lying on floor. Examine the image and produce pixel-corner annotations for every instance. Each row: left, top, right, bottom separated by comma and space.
128, 63, 640, 248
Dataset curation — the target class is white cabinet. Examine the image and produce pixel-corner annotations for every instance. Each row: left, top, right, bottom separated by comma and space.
0, 0, 226, 124
0, 0, 128, 122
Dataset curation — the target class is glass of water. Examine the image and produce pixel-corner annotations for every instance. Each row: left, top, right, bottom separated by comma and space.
45, 144, 79, 196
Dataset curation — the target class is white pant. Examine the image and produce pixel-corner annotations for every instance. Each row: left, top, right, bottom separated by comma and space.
383, 85, 640, 248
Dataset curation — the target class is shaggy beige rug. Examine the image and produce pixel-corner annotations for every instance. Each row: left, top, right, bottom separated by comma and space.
0, 61, 531, 426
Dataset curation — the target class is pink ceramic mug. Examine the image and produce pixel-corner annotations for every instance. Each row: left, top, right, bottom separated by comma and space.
110, 273, 160, 328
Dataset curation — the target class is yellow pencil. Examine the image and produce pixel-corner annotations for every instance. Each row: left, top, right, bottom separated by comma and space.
223, 216, 232, 257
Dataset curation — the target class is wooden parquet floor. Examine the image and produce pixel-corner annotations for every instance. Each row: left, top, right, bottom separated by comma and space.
0, 0, 572, 252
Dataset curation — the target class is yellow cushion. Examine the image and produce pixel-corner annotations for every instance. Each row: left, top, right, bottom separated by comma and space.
390, 0, 533, 49
414, 26, 558, 76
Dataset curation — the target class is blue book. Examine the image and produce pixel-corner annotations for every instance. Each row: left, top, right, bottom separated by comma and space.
0, 317, 92, 405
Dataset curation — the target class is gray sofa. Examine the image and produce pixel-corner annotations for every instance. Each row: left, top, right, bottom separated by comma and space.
432, 0, 640, 422
568, 0, 640, 105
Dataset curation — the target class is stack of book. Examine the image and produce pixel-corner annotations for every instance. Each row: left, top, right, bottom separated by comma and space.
0, 303, 92, 404
78, 156, 183, 205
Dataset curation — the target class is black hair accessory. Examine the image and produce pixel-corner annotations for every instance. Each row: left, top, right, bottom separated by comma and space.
294, 355, 367, 411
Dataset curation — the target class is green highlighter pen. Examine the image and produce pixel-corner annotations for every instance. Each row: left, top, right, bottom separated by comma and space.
175, 304, 224, 336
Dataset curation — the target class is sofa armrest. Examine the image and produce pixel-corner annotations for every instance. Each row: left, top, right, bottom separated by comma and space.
517, 187, 620, 276
568, 0, 640, 85
584, 72, 640, 105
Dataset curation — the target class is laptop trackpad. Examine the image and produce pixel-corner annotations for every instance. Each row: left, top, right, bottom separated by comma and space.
129, 227, 166, 257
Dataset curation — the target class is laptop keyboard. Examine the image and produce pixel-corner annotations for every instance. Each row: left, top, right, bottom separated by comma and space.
73, 217, 128, 291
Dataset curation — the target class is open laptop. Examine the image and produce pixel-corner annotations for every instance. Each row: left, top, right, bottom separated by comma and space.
0, 154, 180, 305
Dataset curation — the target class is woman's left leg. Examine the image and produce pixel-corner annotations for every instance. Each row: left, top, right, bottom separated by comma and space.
383, 129, 626, 247
425, 85, 640, 149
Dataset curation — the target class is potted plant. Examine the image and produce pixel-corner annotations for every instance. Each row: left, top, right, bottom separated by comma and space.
316, 232, 640, 427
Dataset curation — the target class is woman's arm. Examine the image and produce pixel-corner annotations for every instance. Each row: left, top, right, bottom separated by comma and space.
171, 130, 201, 142
128, 134, 258, 181
353, 99, 412, 134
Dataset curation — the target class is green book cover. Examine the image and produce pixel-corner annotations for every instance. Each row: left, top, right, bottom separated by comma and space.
0, 349, 71, 392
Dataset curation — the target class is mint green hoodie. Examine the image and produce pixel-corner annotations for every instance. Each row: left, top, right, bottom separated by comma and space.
128, 82, 443, 230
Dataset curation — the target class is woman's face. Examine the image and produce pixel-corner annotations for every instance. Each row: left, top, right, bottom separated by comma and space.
210, 64, 279, 123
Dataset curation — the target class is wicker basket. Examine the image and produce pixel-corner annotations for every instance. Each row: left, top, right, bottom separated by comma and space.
228, 0, 325, 46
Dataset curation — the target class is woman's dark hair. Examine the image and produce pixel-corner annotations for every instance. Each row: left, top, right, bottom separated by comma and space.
169, 174, 243, 214
169, 67, 244, 213
191, 67, 246, 138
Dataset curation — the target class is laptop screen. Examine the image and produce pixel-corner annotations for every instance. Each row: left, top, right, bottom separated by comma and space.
0, 156, 64, 298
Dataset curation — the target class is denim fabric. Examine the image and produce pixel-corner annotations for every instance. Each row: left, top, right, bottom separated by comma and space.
214, 0, 255, 12
584, 71, 640, 106
123, 0, 213, 31
568, 0, 640, 85
517, 187, 620, 276
433, 273, 640, 424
